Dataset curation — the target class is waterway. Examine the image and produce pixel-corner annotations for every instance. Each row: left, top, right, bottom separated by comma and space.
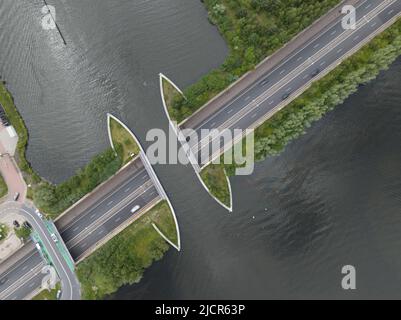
1, 0, 401, 299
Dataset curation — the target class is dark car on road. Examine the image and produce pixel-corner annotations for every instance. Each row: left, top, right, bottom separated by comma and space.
259, 77, 269, 86
281, 93, 290, 100
311, 68, 320, 78
0, 277, 7, 286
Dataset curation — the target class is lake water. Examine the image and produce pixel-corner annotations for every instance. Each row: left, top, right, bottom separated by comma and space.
1, 0, 401, 299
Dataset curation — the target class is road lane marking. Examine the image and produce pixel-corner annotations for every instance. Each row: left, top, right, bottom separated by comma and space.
279, 69, 286, 75
73, 226, 79, 232
313, 43, 320, 49
371, 22, 377, 27
269, 100, 274, 105
227, 109, 233, 114
196, 0, 395, 162
115, 217, 121, 223
107, 200, 114, 206
251, 113, 257, 119
90, 213, 96, 219
388, 9, 394, 15
331, 30, 337, 36
337, 48, 343, 53
190, 0, 374, 132
125, 187, 131, 192
66, 183, 155, 247
296, 56, 303, 62
59, 167, 147, 234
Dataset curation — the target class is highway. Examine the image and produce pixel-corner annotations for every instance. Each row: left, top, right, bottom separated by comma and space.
2, 0, 400, 301
182, 0, 401, 167
0, 158, 161, 299
0, 203, 80, 300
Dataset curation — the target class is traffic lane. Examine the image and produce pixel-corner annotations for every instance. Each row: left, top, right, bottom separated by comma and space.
0, 250, 42, 295
190, 0, 385, 136
60, 169, 150, 243
69, 186, 160, 261
58, 167, 148, 239
195, 3, 401, 163
20, 206, 76, 300
65, 180, 154, 247
190, 0, 383, 136
4, 269, 45, 300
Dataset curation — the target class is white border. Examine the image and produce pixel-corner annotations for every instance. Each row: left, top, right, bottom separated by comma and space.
107, 113, 181, 251
159, 73, 233, 212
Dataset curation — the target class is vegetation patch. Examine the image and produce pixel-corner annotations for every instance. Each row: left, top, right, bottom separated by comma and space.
0, 173, 7, 198
0, 82, 41, 186
14, 225, 32, 242
161, 76, 184, 119
76, 200, 179, 300
109, 117, 140, 164
200, 163, 231, 208
32, 283, 61, 300
32, 149, 122, 218
169, 0, 341, 122
1, 82, 123, 218
150, 200, 179, 247
224, 17, 401, 173
0, 223, 9, 243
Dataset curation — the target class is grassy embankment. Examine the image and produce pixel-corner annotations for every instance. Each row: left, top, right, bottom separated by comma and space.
0, 82, 122, 218
0, 223, 9, 243
76, 200, 177, 300
161, 76, 183, 119
32, 283, 61, 300
0, 83, 179, 298
162, 77, 232, 207
200, 164, 230, 208
225, 16, 401, 173
169, 0, 342, 122
0, 173, 7, 198
109, 117, 140, 164
163, 0, 341, 204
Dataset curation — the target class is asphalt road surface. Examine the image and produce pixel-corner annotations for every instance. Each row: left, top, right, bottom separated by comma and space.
0, 203, 80, 300
0, 160, 160, 300
183, 0, 401, 167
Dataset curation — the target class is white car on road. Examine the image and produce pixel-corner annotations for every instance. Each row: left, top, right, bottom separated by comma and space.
35, 209, 43, 219
50, 233, 58, 243
131, 205, 140, 214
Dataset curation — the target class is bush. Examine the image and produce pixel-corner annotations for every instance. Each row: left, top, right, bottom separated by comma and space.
226, 17, 401, 169
33, 148, 122, 217
170, 0, 341, 121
